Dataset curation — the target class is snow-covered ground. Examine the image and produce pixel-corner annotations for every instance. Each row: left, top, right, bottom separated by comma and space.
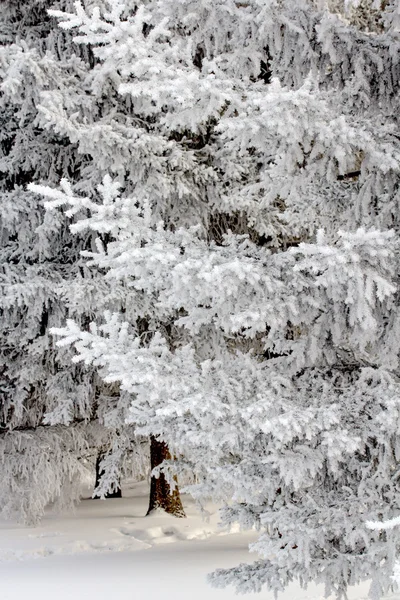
1, 481, 399, 600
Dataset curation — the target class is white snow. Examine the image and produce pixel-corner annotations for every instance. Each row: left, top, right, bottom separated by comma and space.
0, 481, 399, 600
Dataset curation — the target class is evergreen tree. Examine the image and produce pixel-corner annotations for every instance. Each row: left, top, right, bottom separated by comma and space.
0, 0, 145, 524
30, 0, 400, 597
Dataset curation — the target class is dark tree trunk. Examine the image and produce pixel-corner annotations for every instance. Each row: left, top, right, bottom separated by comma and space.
93, 453, 122, 499
146, 436, 185, 517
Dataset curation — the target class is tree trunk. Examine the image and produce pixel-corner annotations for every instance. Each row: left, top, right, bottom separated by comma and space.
146, 436, 185, 517
93, 453, 122, 499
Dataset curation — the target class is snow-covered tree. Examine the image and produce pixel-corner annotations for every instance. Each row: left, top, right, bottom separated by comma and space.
367, 514, 400, 592
30, 0, 400, 596
0, 0, 148, 524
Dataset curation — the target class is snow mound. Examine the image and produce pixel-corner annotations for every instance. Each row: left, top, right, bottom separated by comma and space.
111, 522, 239, 546
0, 483, 248, 563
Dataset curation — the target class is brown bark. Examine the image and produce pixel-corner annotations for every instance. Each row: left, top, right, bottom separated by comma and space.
146, 436, 185, 517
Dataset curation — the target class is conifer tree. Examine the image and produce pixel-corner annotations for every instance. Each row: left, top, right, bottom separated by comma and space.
0, 0, 146, 524
30, 0, 400, 597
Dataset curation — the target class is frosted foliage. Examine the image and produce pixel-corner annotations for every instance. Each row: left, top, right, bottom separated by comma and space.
367, 516, 400, 591
313, 1, 392, 33
28, 0, 400, 598
0, 0, 143, 524
0, 421, 146, 523
0, 424, 91, 525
